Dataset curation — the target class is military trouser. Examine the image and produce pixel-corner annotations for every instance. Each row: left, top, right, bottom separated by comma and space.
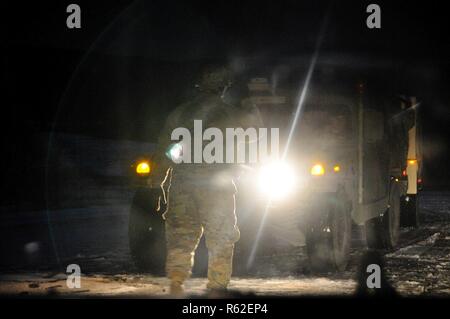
164, 181, 240, 289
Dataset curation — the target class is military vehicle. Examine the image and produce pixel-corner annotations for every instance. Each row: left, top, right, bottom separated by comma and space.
128, 76, 422, 274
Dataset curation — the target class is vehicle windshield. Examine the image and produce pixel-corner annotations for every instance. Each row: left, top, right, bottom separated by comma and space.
293, 103, 353, 152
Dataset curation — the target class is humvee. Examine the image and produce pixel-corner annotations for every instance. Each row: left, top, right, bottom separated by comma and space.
128, 77, 422, 274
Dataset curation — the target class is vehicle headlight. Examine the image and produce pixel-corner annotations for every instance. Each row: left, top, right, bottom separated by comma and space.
310, 163, 325, 176
136, 161, 151, 175
166, 143, 183, 163
258, 161, 297, 199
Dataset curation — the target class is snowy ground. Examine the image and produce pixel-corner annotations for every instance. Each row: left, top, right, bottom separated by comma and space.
0, 192, 450, 297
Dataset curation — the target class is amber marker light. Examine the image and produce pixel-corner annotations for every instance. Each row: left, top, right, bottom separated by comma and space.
136, 161, 151, 175
311, 164, 325, 176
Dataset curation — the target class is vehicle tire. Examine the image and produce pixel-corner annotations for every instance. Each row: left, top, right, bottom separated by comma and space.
128, 187, 166, 274
232, 199, 270, 276
305, 193, 352, 273
232, 229, 257, 276
400, 194, 420, 228
366, 182, 401, 249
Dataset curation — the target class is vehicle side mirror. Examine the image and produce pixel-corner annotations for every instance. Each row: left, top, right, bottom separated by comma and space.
364, 109, 384, 143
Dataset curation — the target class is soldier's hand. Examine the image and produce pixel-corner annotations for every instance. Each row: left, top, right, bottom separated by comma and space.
147, 177, 168, 206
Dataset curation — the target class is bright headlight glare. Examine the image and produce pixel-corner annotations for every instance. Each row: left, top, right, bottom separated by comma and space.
166, 143, 183, 163
311, 163, 325, 176
258, 161, 297, 199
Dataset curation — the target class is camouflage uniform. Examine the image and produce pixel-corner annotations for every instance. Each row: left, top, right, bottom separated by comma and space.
151, 67, 258, 291
166, 177, 239, 289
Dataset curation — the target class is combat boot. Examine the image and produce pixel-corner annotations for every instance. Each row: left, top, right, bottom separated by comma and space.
170, 281, 185, 297
206, 286, 228, 298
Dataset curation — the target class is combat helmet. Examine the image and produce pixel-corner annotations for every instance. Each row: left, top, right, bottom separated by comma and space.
198, 65, 233, 94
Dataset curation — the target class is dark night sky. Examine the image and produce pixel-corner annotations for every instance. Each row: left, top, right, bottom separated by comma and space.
6, 1, 449, 57
6, 0, 449, 125
4, 0, 450, 198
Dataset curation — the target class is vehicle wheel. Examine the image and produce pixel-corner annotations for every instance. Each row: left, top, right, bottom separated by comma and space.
233, 202, 269, 276
366, 182, 401, 249
400, 194, 420, 228
128, 187, 166, 274
233, 230, 257, 276
305, 193, 352, 273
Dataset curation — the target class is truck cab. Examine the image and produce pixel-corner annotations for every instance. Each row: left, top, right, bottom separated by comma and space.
236, 78, 422, 272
